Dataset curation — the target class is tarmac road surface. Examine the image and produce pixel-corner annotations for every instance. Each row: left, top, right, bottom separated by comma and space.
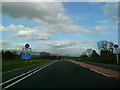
2, 60, 120, 89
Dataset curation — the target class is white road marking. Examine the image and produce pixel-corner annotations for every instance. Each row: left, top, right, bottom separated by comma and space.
1, 61, 56, 86
0, 67, 40, 86
69, 61, 111, 78
80, 65, 87, 68
4, 67, 45, 89
2, 60, 58, 89
89, 69, 111, 77
2, 61, 49, 74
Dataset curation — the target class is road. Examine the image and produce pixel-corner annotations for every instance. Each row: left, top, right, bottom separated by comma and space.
2, 60, 120, 89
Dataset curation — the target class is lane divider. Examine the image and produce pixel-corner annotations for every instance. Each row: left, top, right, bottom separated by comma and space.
1, 60, 58, 89
2, 61, 51, 74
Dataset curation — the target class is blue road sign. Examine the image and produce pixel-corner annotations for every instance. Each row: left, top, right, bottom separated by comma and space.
21, 53, 31, 59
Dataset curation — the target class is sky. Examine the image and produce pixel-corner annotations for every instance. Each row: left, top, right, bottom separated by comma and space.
0, 0, 119, 56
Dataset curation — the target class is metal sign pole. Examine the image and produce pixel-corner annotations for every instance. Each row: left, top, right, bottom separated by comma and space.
114, 44, 119, 64
116, 49, 119, 64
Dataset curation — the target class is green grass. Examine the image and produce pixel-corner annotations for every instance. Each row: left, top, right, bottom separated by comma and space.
2, 59, 52, 72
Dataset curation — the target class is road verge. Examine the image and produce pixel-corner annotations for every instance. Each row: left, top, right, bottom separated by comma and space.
68, 60, 120, 80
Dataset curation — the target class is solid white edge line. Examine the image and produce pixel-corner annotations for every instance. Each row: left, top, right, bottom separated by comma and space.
2, 61, 50, 74
3, 60, 57, 89
2, 60, 58, 89
3, 66, 46, 89
89, 69, 111, 77
0, 66, 40, 86
69, 61, 111, 78
1, 61, 57, 86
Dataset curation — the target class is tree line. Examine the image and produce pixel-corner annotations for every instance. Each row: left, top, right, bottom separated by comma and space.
1, 50, 62, 60
80, 40, 115, 57
1, 50, 19, 60
80, 40, 119, 65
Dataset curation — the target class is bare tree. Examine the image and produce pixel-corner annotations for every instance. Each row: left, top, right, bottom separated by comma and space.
107, 41, 114, 53
87, 48, 93, 57
97, 40, 114, 52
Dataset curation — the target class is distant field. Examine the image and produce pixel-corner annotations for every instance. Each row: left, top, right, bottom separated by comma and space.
2, 59, 51, 72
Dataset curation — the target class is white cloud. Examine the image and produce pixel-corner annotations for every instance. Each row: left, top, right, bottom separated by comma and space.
43, 41, 95, 56
13, 29, 52, 41
98, 16, 120, 24
98, 3, 119, 25
1, 24, 113, 41
1, 23, 92, 41
44, 39, 96, 49
0, 40, 11, 46
110, 16, 120, 23
2, 2, 69, 25
2, 0, 61, 2
96, 2, 119, 28
46, 23, 92, 34
2, 2, 95, 40
2, 0, 119, 2
0, 39, 97, 56
0, 24, 25, 32
1, 1, 118, 56
98, 20, 108, 23
0, 40, 25, 49
103, 2, 118, 14
95, 26, 106, 32
0, 24, 52, 41
2, 2, 113, 41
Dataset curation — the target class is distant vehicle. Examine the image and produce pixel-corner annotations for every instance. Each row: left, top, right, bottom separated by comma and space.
76, 58, 81, 62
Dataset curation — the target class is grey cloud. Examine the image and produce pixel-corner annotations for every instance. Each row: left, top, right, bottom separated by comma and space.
0, 40, 24, 49
99, 16, 120, 24
2, 2, 70, 25
2, 2, 96, 37
0, 24, 25, 32
13, 29, 51, 41
110, 16, 120, 23
45, 24, 91, 34
44, 39, 96, 49
103, 2, 118, 14
0, 40, 11, 46
1, 24, 94, 42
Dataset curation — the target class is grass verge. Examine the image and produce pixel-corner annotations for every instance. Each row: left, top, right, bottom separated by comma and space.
2, 59, 52, 72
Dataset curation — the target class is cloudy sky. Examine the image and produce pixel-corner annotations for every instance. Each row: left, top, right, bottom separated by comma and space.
0, 0, 119, 56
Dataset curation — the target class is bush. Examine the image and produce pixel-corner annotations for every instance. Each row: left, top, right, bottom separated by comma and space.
2, 50, 19, 60
80, 54, 88, 58
81, 56, 119, 65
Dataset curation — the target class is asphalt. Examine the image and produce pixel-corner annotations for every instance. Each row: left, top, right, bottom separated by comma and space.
3, 60, 120, 88
2, 60, 53, 82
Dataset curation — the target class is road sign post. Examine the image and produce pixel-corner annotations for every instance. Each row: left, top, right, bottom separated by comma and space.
21, 43, 32, 64
114, 44, 119, 64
